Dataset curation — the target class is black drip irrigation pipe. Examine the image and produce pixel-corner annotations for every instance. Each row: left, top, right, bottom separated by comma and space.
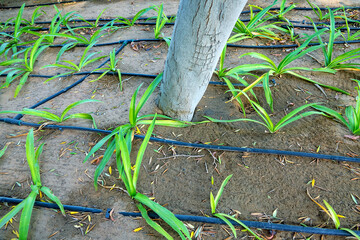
0, 197, 102, 213
0, 117, 359, 164
283, 24, 360, 31
119, 212, 360, 237
0, 0, 89, 9
2, 196, 359, 237
0, 72, 266, 88
13, 40, 129, 120
241, 6, 360, 14
227, 39, 360, 49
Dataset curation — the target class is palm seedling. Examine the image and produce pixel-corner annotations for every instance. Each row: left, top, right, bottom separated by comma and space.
0, 4, 39, 55
21, 6, 46, 27
150, 4, 173, 39
307, 9, 360, 71
306, 0, 343, 21
115, 6, 153, 27
0, 36, 48, 97
42, 41, 106, 82
268, 0, 297, 23
313, 79, 360, 135
91, 48, 123, 90
341, 7, 360, 41
215, 44, 259, 116
83, 73, 195, 189
205, 98, 323, 133
308, 191, 360, 239
77, 8, 107, 29
0, 99, 101, 128
231, 0, 287, 42
227, 28, 348, 111
0, 129, 65, 240
210, 175, 261, 239
113, 116, 191, 239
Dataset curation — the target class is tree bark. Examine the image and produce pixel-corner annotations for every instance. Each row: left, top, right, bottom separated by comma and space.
158, 0, 248, 121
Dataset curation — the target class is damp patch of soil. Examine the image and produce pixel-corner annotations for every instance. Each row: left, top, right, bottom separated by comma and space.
0, 1, 360, 239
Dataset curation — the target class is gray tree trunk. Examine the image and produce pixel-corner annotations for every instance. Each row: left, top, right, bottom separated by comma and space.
158, 0, 248, 121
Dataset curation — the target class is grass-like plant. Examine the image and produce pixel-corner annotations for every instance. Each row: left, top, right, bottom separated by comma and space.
0, 36, 48, 97
0, 99, 101, 128
83, 73, 195, 188
0, 143, 10, 159
313, 79, 360, 135
115, 7, 153, 27
268, 0, 297, 22
150, 4, 173, 39
307, 9, 360, 71
306, 0, 342, 21
0, 129, 65, 239
77, 8, 107, 29
115, 116, 191, 239
228, 28, 348, 110
91, 48, 123, 90
231, 0, 286, 42
210, 175, 261, 239
342, 8, 360, 41
42, 41, 106, 82
22, 6, 46, 27
205, 96, 323, 133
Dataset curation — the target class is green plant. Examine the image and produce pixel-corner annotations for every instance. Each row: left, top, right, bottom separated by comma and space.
341, 7, 360, 41
313, 79, 360, 135
306, 0, 342, 21
150, 4, 171, 39
231, 0, 287, 42
210, 175, 261, 239
307, 9, 360, 71
0, 129, 65, 239
77, 8, 107, 29
22, 6, 46, 26
83, 74, 195, 188
42, 41, 106, 82
91, 48, 123, 90
228, 28, 348, 110
205, 98, 323, 133
215, 44, 259, 116
0, 99, 101, 128
0, 143, 10, 159
115, 116, 191, 239
0, 36, 48, 97
115, 6, 154, 27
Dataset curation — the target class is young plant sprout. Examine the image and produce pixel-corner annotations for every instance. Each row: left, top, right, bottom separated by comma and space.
307, 9, 360, 71
42, 41, 106, 82
313, 79, 360, 135
0, 36, 48, 97
0, 99, 101, 128
205, 97, 323, 133
0, 129, 65, 239
83, 73, 196, 188
0, 142, 10, 159
91, 48, 123, 90
231, 0, 287, 42
210, 175, 261, 239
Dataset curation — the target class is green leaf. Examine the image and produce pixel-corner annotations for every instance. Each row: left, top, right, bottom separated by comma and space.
340, 228, 360, 239
216, 213, 262, 240
134, 73, 163, 119
213, 213, 237, 238
60, 99, 101, 121
19, 190, 37, 240
137, 203, 173, 240
210, 192, 215, 214
93, 139, 116, 190
0, 143, 10, 159
134, 193, 191, 240
323, 200, 340, 229
40, 186, 65, 216
312, 105, 350, 129
0, 199, 26, 229
14, 72, 31, 98
214, 175, 232, 212
133, 115, 157, 189
129, 84, 142, 126
26, 129, 42, 185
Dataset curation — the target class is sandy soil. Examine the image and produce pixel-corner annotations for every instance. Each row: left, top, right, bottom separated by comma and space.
0, 0, 359, 239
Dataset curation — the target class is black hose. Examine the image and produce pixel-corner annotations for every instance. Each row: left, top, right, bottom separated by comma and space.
0, 118, 359, 164
241, 6, 360, 14
0, 196, 102, 213
0, 0, 89, 9
13, 40, 129, 120
0, 72, 264, 87
119, 211, 360, 237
